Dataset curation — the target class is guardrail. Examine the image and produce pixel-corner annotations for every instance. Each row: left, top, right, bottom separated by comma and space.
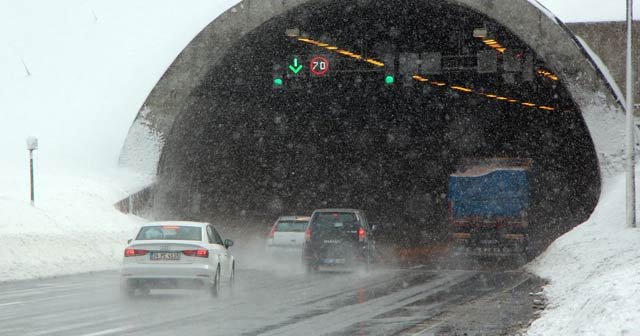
114, 184, 155, 217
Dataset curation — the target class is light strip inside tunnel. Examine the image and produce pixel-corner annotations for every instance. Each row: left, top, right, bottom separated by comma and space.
294, 36, 560, 112
538, 69, 559, 81
479, 37, 507, 54
476, 37, 561, 83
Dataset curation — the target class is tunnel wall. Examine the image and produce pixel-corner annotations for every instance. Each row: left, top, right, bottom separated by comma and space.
120, 0, 627, 180
567, 21, 640, 114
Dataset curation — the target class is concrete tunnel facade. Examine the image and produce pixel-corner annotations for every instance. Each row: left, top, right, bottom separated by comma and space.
119, 0, 628, 252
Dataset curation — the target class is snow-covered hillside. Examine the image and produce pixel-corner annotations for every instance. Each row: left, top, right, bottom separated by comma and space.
0, 0, 239, 281
527, 171, 640, 336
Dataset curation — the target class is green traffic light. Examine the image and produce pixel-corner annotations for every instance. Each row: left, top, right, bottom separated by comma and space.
274, 78, 284, 86
385, 75, 395, 85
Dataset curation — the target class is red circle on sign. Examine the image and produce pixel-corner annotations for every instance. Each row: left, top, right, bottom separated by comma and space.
310, 56, 330, 76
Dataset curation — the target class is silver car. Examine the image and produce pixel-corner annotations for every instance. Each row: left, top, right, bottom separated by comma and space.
121, 221, 235, 297
266, 216, 310, 254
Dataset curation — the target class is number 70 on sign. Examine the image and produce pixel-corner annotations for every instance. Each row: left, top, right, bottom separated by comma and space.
310, 56, 330, 76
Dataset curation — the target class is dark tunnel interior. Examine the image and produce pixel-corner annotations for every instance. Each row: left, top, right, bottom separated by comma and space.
154, 0, 601, 254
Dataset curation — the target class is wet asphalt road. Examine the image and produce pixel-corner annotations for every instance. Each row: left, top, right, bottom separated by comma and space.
0, 265, 538, 336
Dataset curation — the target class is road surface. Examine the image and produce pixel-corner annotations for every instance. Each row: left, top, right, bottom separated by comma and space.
0, 264, 539, 336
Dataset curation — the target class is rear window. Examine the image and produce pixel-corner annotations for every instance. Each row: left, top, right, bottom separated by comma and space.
311, 212, 359, 230
276, 220, 308, 232
136, 226, 202, 241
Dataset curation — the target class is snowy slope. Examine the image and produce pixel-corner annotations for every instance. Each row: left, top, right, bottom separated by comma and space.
0, 0, 239, 281
526, 171, 640, 336
0, 169, 147, 281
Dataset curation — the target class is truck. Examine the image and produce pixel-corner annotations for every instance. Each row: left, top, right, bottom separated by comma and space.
448, 158, 532, 258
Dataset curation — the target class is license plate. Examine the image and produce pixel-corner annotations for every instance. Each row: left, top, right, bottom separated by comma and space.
323, 258, 345, 264
323, 239, 341, 244
150, 252, 180, 261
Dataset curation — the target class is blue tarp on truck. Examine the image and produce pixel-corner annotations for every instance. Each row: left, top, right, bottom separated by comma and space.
448, 158, 532, 258
448, 169, 529, 219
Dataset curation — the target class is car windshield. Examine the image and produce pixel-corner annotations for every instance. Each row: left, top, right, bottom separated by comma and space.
311, 212, 359, 230
276, 220, 308, 232
136, 226, 202, 241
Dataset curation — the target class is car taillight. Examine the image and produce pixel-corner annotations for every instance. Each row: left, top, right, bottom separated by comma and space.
183, 249, 209, 258
358, 227, 366, 242
124, 248, 148, 257
268, 223, 277, 238
305, 227, 312, 242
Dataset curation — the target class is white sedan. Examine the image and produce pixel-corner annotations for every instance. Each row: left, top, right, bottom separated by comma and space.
266, 216, 310, 254
121, 221, 235, 297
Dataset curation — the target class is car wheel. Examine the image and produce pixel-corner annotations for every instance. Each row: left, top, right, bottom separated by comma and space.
364, 253, 372, 273
139, 285, 151, 297
355, 254, 371, 274
120, 281, 135, 299
210, 266, 221, 298
305, 262, 317, 274
229, 263, 235, 286
514, 253, 528, 267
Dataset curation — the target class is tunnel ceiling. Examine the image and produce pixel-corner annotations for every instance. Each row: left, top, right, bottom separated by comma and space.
134, 0, 608, 252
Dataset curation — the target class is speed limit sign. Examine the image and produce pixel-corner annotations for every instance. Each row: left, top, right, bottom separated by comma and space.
310, 56, 330, 76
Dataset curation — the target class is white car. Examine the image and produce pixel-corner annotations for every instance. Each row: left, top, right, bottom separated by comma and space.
121, 221, 235, 297
266, 216, 310, 254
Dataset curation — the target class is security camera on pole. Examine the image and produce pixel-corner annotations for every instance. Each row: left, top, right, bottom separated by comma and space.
26, 136, 38, 206
626, 0, 636, 228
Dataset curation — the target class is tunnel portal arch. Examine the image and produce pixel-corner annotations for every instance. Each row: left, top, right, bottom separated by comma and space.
119, 0, 626, 253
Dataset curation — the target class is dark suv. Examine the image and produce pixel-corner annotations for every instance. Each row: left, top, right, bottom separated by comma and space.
303, 209, 374, 272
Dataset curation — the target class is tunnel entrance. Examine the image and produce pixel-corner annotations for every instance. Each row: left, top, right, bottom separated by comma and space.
154, 0, 600, 254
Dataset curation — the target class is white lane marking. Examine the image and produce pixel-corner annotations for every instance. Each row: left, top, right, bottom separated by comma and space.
0, 301, 23, 307
260, 271, 477, 336
408, 321, 445, 336
0, 289, 50, 297
29, 293, 77, 303
409, 274, 532, 336
26, 312, 129, 336
0, 281, 101, 298
30, 322, 112, 336
0, 285, 82, 299
77, 326, 131, 336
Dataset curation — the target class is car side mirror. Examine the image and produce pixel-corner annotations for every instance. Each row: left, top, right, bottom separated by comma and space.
127, 238, 132, 244
224, 239, 234, 248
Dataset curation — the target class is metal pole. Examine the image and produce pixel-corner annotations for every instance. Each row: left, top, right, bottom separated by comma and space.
29, 149, 35, 206
626, 0, 636, 228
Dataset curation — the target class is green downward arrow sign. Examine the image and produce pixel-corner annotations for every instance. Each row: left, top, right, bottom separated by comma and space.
288, 57, 303, 74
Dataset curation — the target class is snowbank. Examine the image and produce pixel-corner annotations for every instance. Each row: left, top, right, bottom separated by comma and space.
0, 168, 150, 282
527, 172, 640, 336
